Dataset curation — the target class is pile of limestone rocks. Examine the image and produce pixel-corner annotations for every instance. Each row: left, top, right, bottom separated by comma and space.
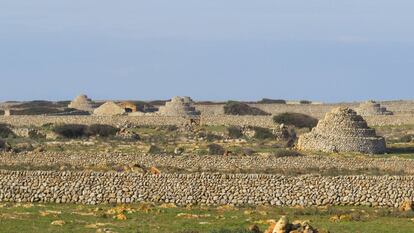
297, 107, 386, 154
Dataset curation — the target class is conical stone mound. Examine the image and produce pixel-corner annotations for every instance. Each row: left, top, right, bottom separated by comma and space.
356, 100, 393, 116
93, 101, 126, 116
297, 107, 386, 154
68, 94, 94, 112
157, 96, 200, 117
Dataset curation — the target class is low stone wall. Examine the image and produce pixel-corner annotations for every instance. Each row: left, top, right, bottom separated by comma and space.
0, 170, 412, 207
1, 115, 413, 128
2, 152, 414, 175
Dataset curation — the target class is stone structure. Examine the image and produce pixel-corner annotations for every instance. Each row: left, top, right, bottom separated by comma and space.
157, 96, 200, 117
68, 94, 94, 112
356, 100, 393, 116
118, 101, 137, 113
4, 109, 10, 116
0, 170, 413, 207
297, 107, 386, 154
93, 102, 126, 116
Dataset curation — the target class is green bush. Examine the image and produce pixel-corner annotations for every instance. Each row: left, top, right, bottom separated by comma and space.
273, 112, 318, 129
0, 124, 14, 138
227, 126, 243, 139
272, 149, 303, 158
207, 143, 225, 155
398, 135, 413, 143
148, 145, 162, 154
224, 101, 270, 116
299, 100, 312, 104
252, 127, 274, 140
258, 98, 286, 104
53, 124, 88, 138
0, 139, 5, 149
87, 124, 118, 137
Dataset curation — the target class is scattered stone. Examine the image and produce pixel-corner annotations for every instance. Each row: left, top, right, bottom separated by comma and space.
51, 220, 65, 226
399, 199, 413, 212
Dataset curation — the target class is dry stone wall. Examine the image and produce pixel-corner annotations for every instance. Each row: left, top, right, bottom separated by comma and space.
0, 114, 412, 128
2, 152, 414, 175
0, 170, 413, 207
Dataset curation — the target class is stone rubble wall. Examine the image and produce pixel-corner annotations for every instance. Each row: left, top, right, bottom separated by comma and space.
1, 115, 413, 128
0, 170, 413, 207
2, 153, 414, 175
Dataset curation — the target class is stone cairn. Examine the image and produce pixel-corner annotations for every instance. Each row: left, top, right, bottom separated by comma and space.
68, 94, 94, 112
297, 107, 386, 154
157, 96, 200, 117
356, 100, 393, 116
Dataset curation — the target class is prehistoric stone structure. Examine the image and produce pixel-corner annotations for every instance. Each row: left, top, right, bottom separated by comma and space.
68, 94, 94, 112
157, 96, 200, 117
356, 100, 393, 116
297, 107, 386, 154
93, 101, 126, 116
118, 101, 137, 113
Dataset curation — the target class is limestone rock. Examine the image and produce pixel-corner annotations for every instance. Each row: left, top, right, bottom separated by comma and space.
68, 94, 94, 112
399, 199, 413, 212
297, 107, 386, 154
93, 102, 126, 116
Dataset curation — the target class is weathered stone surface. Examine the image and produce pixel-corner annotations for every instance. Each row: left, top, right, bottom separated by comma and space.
0, 170, 413, 207
356, 100, 393, 116
157, 96, 200, 117
68, 94, 94, 112
297, 107, 386, 154
93, 102, 126, 116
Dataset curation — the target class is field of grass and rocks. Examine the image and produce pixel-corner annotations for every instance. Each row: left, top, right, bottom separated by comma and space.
2, 112, 414, 232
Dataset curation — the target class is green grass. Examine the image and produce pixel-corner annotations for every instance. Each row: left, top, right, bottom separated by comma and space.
1, 203, 414, 233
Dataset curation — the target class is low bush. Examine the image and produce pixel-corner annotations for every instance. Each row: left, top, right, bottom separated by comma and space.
272, 149, 303, 158
273, 112, 318, 129
299, 100, 312, 104
252, 127, 274, 140
224, 101, 270, 116
210, 229, 257, 233
0, 139, 5, 149
148, 145, 162, 154
258, 98, 286, 104
87, 124, 118, 137
227, 126, 243, 139
398, 135, 413, 143
0, 124, 14, 138
53, 124, 88, 138
207, 143, 225, 155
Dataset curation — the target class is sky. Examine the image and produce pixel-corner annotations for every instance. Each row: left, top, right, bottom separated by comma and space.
1, 0, 414, 103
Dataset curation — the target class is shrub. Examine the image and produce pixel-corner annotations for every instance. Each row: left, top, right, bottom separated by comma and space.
258, 98, 286, 104
299, 100, 312, 104
398, 135, 413, 143
227, 126, 243, 139
207, 143, 225, 155
206, 133, 223, 142
0, 110, 4, 115
273, 112, 318, 129
0, 124, 14, 138
272, 149, 303, 158
148, 145, 162, 154
53, 124, 88, 138
0, 139, 5, 149
224, 101, 270, 116
252, 127, 274, 140
87, 124, 118, 137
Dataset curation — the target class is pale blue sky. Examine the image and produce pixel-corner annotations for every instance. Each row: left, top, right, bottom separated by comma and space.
1, 0, 414, 102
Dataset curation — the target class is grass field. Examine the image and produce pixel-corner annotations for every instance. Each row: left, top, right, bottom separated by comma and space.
1, 203, 414, 233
